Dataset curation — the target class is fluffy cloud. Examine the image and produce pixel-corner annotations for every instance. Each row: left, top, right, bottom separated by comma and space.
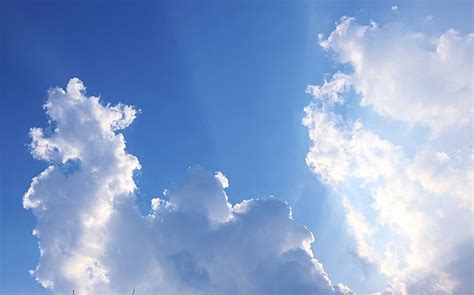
304, 17, 473, 294
24, 78, 351, 295
316, 17, 473, 134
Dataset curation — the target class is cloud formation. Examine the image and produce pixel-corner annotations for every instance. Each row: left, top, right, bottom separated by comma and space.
316, 17, 473, 134
305, 17, 473, 294
24, 78, 351, 295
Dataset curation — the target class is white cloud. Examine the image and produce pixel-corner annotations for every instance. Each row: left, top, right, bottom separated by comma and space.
305, 17, 473, 294
318, 17, 473, 135
341, 197, 376, 263
306, 72, 352, 105
214, 171, 229, 189
24, 78, 351, 295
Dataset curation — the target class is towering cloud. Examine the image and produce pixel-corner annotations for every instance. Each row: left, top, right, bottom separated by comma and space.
24, 78, 351, 295
304, 17, 473, 294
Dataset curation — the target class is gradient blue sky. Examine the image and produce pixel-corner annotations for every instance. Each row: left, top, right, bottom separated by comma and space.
1, 1, 472, 294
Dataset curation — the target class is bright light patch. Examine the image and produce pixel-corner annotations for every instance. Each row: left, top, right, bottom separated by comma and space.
304, 16, 473, 294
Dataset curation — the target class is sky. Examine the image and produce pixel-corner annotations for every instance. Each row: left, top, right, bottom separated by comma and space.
0, 1, 472, 294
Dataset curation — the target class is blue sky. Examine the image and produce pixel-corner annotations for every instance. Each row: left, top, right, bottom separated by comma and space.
1, 1, 472, 294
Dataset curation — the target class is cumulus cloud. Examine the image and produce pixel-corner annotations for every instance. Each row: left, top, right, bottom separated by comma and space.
305, 17, 473, 294
24, 78, 351, 295
315, 17, 473, 135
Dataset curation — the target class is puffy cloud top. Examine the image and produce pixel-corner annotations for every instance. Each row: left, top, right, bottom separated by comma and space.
316, 17, 474, 135
24, 79, 351, 295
